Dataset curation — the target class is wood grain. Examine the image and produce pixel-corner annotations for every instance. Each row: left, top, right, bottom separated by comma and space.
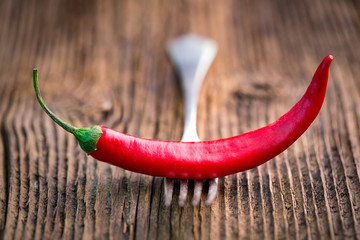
1, 0, 360, 239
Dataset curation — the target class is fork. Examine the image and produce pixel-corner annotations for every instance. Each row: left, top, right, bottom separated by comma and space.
165, 34, 218, 206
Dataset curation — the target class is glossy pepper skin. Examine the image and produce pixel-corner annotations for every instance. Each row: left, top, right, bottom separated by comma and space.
34, 55, 333, 179
90, 56, 333, 178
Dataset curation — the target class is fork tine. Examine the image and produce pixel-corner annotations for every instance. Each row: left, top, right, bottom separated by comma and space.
178, 179, 189, 207
192, 179, 203, 206
164, 178, 174, 206
205, 178, 218, 205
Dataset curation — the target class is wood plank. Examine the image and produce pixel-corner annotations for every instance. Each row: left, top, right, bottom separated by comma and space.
1, 0, 360, 239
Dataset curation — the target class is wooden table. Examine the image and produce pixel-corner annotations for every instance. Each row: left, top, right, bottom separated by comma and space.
1, 0, 360, 239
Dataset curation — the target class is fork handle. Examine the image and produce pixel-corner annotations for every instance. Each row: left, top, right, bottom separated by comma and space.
167, 34, 218, 142
180, 53, 216, 142
181, 77, 202, 142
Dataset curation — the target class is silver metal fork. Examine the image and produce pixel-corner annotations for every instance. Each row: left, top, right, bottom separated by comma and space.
165, 34, 218, 206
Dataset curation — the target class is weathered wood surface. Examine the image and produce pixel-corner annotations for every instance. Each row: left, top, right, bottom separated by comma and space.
1, 0, 360, 239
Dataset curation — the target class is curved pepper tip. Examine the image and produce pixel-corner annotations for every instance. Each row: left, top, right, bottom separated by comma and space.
321, 55, 333, 63
319, 55, 333, 70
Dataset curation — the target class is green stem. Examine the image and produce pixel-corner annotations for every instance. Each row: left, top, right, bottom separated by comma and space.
33, 69, 103, 154
33, 69, 77, 134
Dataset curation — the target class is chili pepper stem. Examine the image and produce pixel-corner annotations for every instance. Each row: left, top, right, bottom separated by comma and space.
33, 69, 103, 154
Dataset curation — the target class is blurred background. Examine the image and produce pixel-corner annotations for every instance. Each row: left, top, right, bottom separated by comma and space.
0, 0, 360, 239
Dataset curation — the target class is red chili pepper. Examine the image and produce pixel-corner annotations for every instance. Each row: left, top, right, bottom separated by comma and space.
33, 55, 333, 179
